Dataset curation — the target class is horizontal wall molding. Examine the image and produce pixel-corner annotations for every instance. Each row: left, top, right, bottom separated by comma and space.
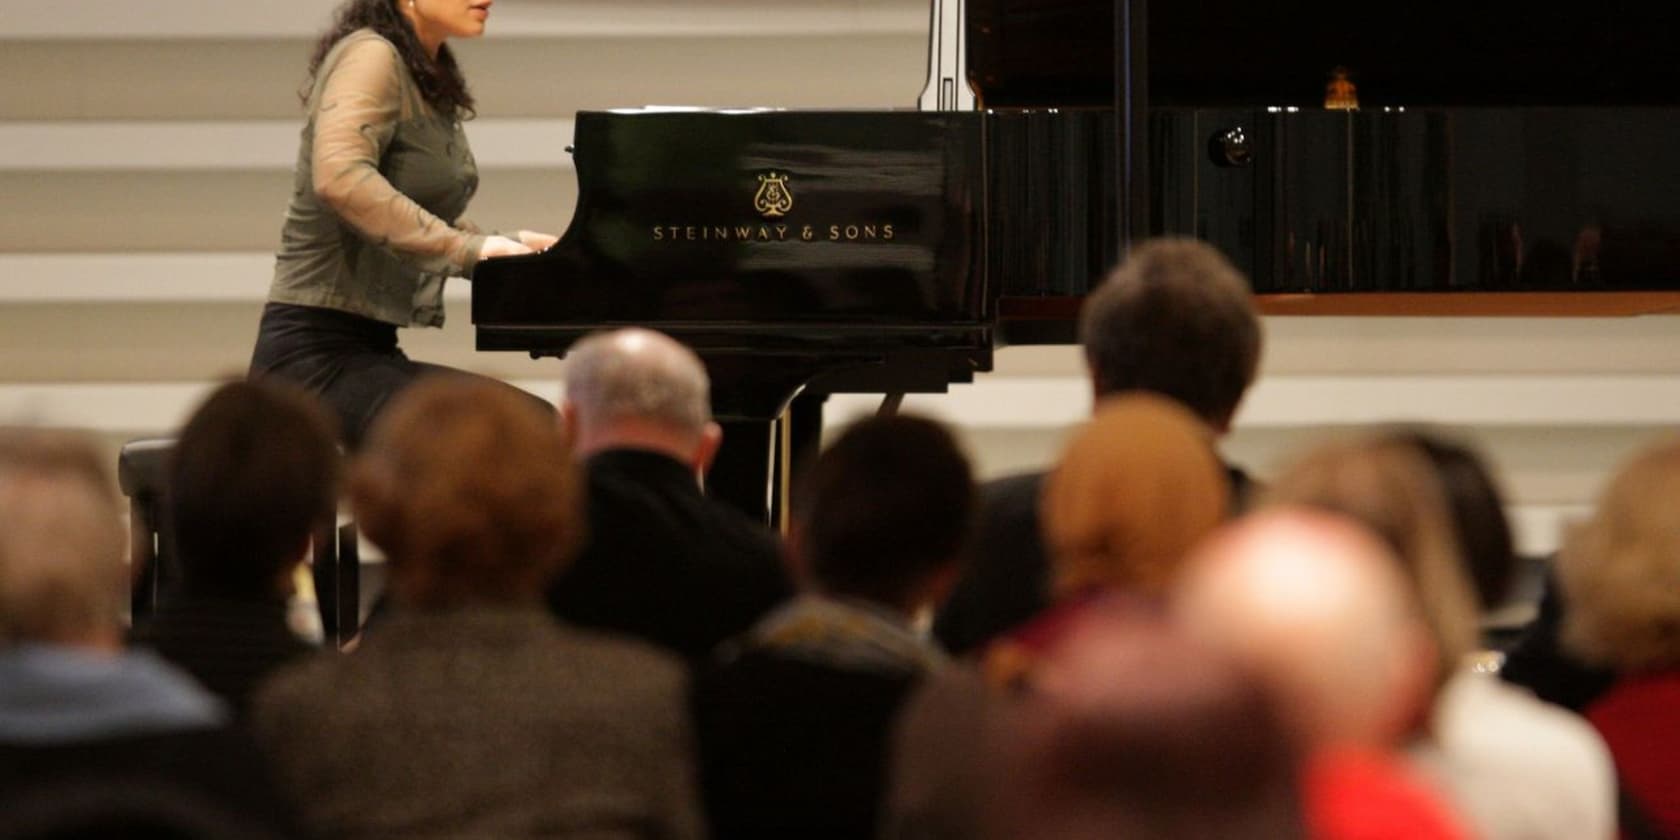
1243, 375, 1680, 427
0, 36, 927, 122
12, 375, 1677, 435
0, 253, 469, 303
0, 380, 560, 435
0, 380, 1603, 557
0, 169, 577, 253
0, 1, 925, 40
0, 119, 576, 172
826, 374, 1680, 429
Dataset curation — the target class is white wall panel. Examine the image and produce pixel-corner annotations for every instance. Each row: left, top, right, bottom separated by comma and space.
0, 119, 575, 171
0, 1, 923, 40
0, 169, 576, 252
0, 34, 926, 120
3, 0, 1677, 561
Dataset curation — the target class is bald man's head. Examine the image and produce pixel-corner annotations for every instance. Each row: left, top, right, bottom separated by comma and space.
562, 329, 721, 468
1173, 508, 1439, 750
986, 609, 1305, 840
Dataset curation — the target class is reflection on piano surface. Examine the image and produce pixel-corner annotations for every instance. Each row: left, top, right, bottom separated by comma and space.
473, 108, 995, 412
474, 109, 995, 519
474, 0, 1680, 518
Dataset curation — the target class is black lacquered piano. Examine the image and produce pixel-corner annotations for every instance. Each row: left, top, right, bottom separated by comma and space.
475, 0, 1680, 520
474, 109, 995, 519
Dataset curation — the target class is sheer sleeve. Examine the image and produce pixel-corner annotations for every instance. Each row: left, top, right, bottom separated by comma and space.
310, 37, 485, 277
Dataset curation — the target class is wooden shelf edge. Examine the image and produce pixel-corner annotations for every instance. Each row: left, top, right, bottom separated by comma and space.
1000, 292, 1680, 319
1254, 292, 1680, 317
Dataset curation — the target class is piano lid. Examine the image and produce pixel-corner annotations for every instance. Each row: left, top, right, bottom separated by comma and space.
472, 109, 990, 357
966, 0, 1680, 308
969, 0, 1680, 108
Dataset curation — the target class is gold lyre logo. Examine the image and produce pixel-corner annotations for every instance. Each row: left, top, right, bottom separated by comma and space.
753, 172, 794, 219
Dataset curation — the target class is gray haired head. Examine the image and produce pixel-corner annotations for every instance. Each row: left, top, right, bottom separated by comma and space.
564, 328, 712, 438
0, 428, 126, 645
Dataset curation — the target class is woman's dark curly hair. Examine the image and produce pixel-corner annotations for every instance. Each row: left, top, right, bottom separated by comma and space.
301, 0, 475, 118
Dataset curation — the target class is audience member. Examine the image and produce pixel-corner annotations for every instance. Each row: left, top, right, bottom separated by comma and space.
1174, 509, 1468, 840
251, 378, 702, 839
0, 428, 297, 836
1467, 437, 1619, 712
1388, 429, 1518, 611
1388, 429, 1619, 711
1267, 436, 1616, 840
692, 414, 974, 839
883, 394, 1228, 839
935, 237, 1263, 655
548, 327, 792, 661
1555, 437, 1680, 838
1177, 509, 1440, 751
129, 381, 337, 715
983, 393, 1228, 684
981, 608, 1307, 840
1500, 574, 1618, 711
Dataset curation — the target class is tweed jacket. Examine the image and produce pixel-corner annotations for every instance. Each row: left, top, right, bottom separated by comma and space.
252, 604, 703, 840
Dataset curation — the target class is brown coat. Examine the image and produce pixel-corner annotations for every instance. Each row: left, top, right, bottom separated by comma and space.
252, 605, 703, 840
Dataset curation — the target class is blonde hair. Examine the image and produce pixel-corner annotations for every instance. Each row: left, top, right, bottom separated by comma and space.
1041, 394, 1228, 597
1558, 437, 1680, 672
0, 429, 127, 643
351, 379, 582, 609
1263, 437, 1482, 679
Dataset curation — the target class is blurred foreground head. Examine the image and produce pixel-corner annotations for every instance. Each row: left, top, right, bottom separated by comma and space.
984, 609, 1305, 840
352, 377, 582, 610
1263, 436, 1482, 677
1558, 436, 1680, 672
1176, 508, 1440, 749
0, 429, 126, 645
1382, 428, 1517, 610
1041, 394, 1228, 598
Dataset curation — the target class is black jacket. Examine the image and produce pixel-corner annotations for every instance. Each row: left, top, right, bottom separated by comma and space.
547, 448, 793, 661
129, 596, 314, 717
693, 648, 924, 839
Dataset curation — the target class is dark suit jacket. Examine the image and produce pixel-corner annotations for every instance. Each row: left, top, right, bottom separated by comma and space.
692, 651, 923, 840
933, 463, 1256, 656
547, 448, 793, 661
129, 596, 314, 717
0, 729, 301, 839
931, 472, 1050, 658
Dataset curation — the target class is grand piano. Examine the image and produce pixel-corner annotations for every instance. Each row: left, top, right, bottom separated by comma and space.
474, 0, 1680, 521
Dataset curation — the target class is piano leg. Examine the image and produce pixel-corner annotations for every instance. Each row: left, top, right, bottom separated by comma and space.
769, 392, 827, 529
706, 391, 829, 528
699, 357, 841, 527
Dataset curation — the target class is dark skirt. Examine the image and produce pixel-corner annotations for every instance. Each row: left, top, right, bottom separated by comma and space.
249, 302, 542, 448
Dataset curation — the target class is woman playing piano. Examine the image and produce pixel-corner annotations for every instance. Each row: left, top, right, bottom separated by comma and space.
250, 0, 554, 446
